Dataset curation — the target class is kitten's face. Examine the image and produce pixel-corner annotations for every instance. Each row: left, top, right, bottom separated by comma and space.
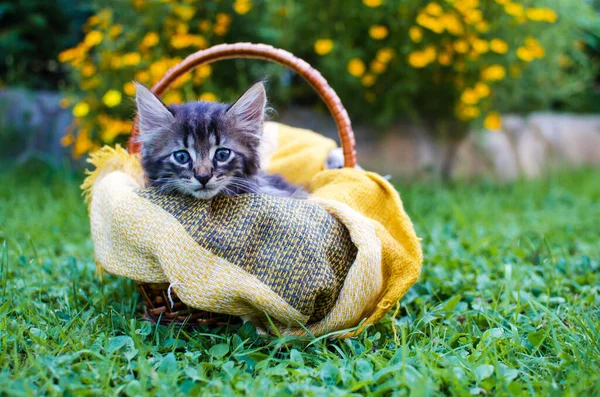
135, 82, 266, 199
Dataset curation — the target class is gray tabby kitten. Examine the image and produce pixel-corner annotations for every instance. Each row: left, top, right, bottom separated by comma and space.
134, 82, 305, 200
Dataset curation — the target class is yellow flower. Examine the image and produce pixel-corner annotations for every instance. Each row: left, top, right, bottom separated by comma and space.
58, 47, 80, 63
365, 91, 376, 103
516, 47, 534, 62
73, 128, 95, 158
438, 52, 452, 66
476, 21, 490, 33
465, 107, 480, 119
142, 32, 160, 48
408, 48, 436, 69
216, 13, 232, 25
72, 102, 90, 117
233, 0, 253, 15
173, 5, 195, 21
505, 3, 523, 17
81, 78, 100, 90
472, 39, 489, 54
110, 56, 122, 69
362, 0, 383, 7
464, 9, 483, 24
199, 20, 212, 33
347, 58, 366, 77
81, 64, 96, 77
416, 14, 444, 34
525, 8, 544, 21
423, 45, 436, 59
109, 25, 123, 38
543, 9, 557, 23
481, 65, 506, 81
98, 115, 133, 143
60, 131, 74, 147
474, 82, 490, 98
453, 40, 469, 54
558, 55, 570, 68
171, 34, 208, 49
461, 89, 479, 105
441, 13, 463, 35
314, 39, 334, 55
409, 26, 423, 43
84, 31, 103, 47
163, 91, 183, 105
122, 52, 141, 66
457, 106, 480, 121
195, 64, 212, 79
370, 60, 386, 74
59, 97, 71, 109
87, 15, 100, 27
425, 2, 443, 16
200, 92, 217, 102
136, 70, 150, 83
102, 90, 122, 108
490, 39, 508, 54
484, 112, 502, 130
526, 8, 557, 23
214, 24, 229, 36
376, 48, 395, 63
525, 37, 545, 58
369, 25, 389, 40
176, 23, 189, 34
123, 82, 136, 96
361, 73, 376, 87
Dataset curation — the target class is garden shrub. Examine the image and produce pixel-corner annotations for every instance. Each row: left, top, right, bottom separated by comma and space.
57, 0, 599, 158
0, 0, 91, 90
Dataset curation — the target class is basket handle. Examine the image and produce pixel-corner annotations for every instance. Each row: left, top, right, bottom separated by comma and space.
128, 43, 356, 168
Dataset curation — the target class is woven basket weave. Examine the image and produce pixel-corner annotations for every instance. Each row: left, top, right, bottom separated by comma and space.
128, 43, 357, 327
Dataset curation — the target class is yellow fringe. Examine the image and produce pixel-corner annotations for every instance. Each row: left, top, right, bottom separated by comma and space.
80, 144, 145, 278
80, 145, 145, 209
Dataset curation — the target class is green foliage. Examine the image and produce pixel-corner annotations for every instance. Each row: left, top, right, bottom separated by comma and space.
0, 0, 91, 90
491, 0, 600, 114
1, 163, 599, 395
58, 0, 600, 154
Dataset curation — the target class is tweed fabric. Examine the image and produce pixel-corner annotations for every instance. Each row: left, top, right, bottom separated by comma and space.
88, 165, 382, 331
136, 189, 357, 322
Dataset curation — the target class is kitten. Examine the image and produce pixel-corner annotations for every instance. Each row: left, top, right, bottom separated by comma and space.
134, 81, 306, 200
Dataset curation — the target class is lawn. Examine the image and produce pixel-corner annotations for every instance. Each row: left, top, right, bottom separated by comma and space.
0, 162, 598, 396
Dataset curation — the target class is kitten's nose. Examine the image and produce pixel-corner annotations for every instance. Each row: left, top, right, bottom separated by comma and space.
195, 173, 213, 187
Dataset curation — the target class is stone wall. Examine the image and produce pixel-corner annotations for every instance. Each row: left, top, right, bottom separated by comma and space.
1, 88, 598, 179
0, 88, 70, 164
278, 108, 600, 180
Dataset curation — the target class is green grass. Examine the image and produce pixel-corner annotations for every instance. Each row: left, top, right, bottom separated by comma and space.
0, 162, 599, 396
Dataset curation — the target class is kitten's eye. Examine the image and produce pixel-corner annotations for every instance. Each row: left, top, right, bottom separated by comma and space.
172, 150, 191, 164
214, 148, 231, 162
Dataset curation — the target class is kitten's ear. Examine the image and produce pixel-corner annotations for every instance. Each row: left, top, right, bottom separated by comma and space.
134, 82, 175, 142
227, 82, 267, 134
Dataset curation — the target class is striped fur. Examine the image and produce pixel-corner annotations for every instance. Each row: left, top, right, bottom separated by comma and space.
135, 82, 305, 200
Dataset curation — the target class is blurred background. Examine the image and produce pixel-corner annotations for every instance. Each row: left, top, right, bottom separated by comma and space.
1, 0, 599, 180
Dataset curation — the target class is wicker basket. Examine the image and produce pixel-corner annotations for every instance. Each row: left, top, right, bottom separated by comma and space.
128, 43, 357, 327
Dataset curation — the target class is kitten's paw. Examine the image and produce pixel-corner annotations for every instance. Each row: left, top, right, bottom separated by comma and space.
326, 148, 364, 170
325, 148, 345, 169
291, 189, 310, 199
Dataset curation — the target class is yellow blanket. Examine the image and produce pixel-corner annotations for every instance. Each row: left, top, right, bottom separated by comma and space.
83, 121, 422, 337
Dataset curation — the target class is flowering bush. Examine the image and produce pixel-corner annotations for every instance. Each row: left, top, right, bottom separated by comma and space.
59, 0, 598, 157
